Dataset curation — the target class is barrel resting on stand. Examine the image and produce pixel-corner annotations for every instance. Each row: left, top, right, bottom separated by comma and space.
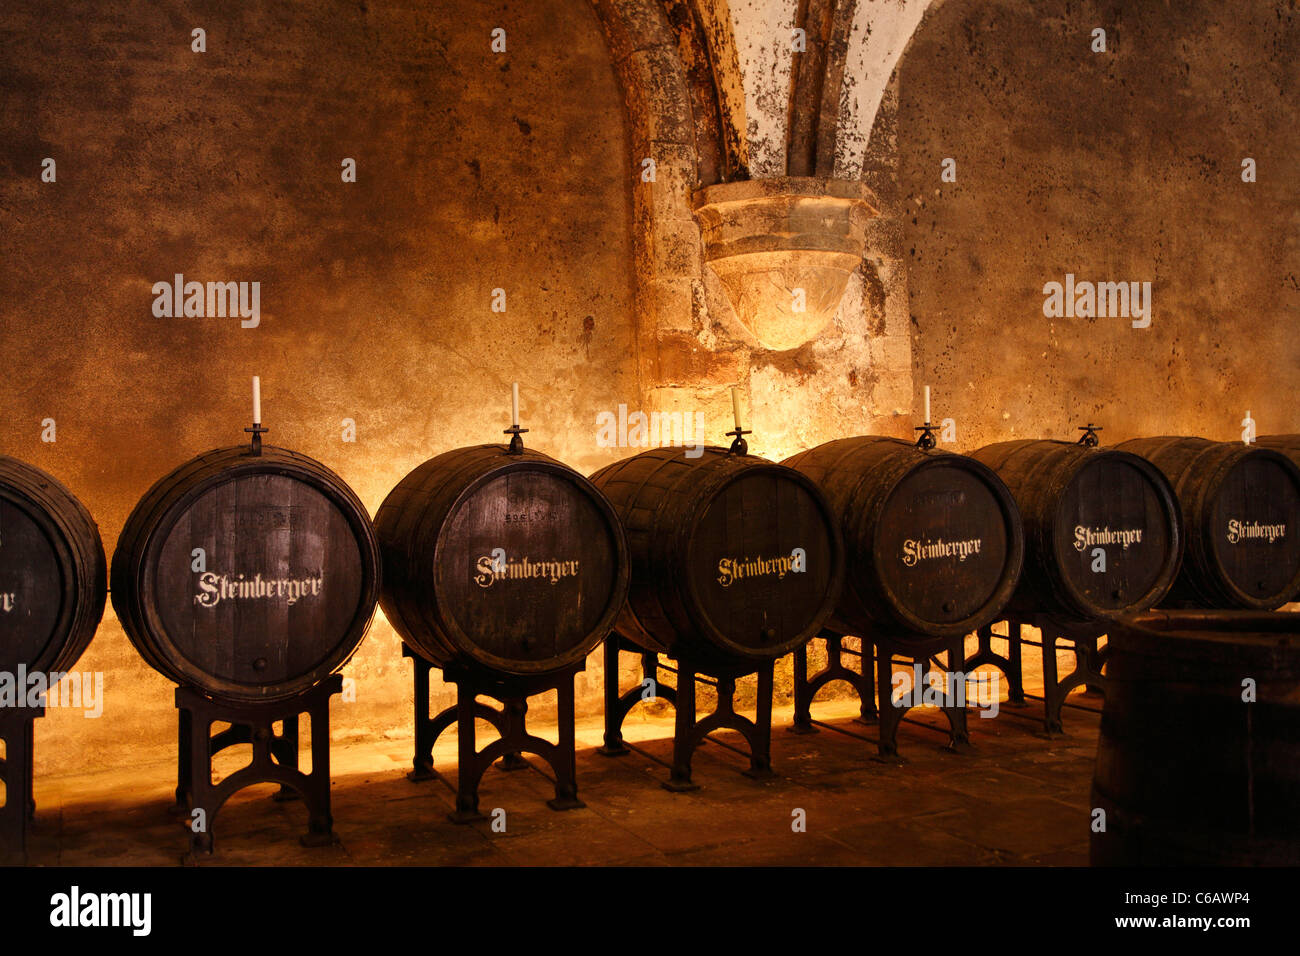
0, 705, 42, 865
403, 646, 585, 823
173, 675, 341, 860
966, 617, 1106, 733
599, 634, 776, 791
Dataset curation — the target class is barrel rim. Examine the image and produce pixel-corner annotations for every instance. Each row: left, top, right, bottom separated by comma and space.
1204, 447, 1300, 609
0, 480, 74, 674
126, 445, 380, 701
869, 452, 1025, 637
1050, 448, 1184, 619
679, 457, 845, 661
0, 455, 107, 676
428, 452, 631, 675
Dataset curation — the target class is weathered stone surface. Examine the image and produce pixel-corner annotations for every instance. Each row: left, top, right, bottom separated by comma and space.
692, 177, 878, 350
0, 0, 637, 772
648, 329, 744, 386
897, 0, 1300, 452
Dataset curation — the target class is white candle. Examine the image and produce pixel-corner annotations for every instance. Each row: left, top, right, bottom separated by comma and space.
252, 376, 261, 424
731, 386, 742, 430
924, 385, 931, 423
511, 382, 519, 427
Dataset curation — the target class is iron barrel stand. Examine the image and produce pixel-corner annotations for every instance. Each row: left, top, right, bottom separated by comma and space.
872, 633, 972, 758
598, 634, 776, 791
965, 615, 1106, 733
404, 645, 586, 823
0, 704, 42, 864
173, 675, 341, 860
790, 631, 878, 734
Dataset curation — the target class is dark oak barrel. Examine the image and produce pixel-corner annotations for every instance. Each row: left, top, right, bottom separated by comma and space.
1092, 610, 1300, 866
783, 437, 1023, 639
1257, 433, 1300, 467
589, 446, 843, 667
0, 456, 106, 678
375, 444, 629, 676
1117, 437, 1300, 609
111, 445, 381, 702
971, 440, 1182, 622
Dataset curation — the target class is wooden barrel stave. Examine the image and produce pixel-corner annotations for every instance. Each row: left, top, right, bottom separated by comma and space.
971, 440, 1183, 622
111, 445, 380, 702
375, 444, 629, 676
1093, 610, 1300, 865
590, 446, 844, 667
0, 456, 107, 678
1118, 436, 1300, 609
784, 436, 1024, 639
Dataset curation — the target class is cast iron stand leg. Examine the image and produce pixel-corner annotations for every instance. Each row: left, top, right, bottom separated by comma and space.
741, 662, 776, 779
941, 641, 972, 752
597, 637, 630, 756
272, 713, 301, 802
449, 680, 487, 823
663, 661, 700, 792
1008, 621, 1026, 704
547, 671, 585, 810
407, 647, 437, 781
172, 705, 192, 814
1041, 628, 1064, 734
0, 706, 42, 865
858, 639, 878, 722
1079, 634, 1105, 695
790, 640, 815, 733
186, 703, 214, 857
875, 646, 904, 760
300, 694, 335, 847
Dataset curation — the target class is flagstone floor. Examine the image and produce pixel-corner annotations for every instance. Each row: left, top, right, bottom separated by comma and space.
18, 689, 1100, 866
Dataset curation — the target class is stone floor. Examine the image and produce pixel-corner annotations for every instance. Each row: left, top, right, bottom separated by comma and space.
18, 686, 1101, 866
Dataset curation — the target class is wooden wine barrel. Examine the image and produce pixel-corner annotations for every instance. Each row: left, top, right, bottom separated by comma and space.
589, 446, 843, 667
1257, 433, 1300, 468
971, 440, 1182, 622
111, 445, 381, 702
1117, 437, 1300, 609
784, 437, 1023, 639
0, 456, 106, 678
376, 444, 629, 676
1092, 610, 1300, 866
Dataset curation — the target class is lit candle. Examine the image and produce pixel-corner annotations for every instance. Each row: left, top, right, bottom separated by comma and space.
924, 385, 931, 424
252, 376, 261, 424
511, 382, 519, 428
731, 386, 742, 430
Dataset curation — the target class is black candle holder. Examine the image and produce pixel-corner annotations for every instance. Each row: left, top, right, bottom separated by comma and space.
244, 422, 268, 456
504, 424, 528, 455
1077, 423, 1103, 447
726, 426, 751, 456
914, 421, 937, 450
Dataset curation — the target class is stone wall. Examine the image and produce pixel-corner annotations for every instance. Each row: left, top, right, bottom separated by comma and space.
898, 0, 1300, 450
0, 0, 638, 771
